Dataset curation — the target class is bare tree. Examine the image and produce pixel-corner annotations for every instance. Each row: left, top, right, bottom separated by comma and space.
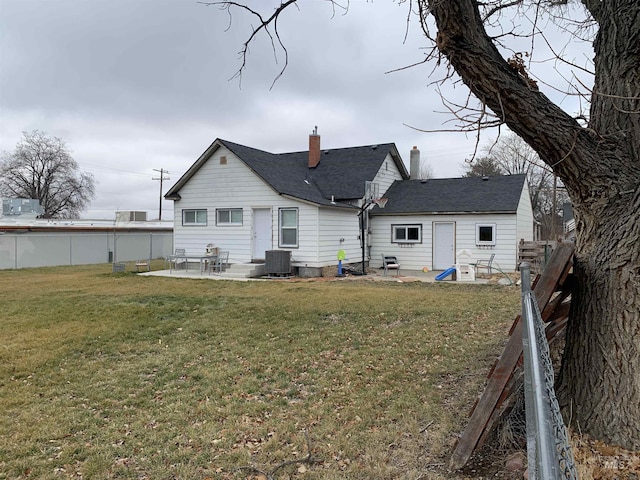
419, 160, 434, 179
464, 134, 570, 239
480, 135, 552, 214
0, 131, 95, 218
205, 0, 640, 450
462, 156, 503, 177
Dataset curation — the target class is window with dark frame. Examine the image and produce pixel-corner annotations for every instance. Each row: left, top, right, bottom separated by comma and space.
392, 224, 422, 243
216, 208, 243, 225
279, 208, 298, 247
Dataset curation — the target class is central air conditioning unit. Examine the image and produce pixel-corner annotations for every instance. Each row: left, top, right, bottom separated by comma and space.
265, 250, 291, 276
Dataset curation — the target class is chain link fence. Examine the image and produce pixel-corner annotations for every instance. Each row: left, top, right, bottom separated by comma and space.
521, 263, 578, 479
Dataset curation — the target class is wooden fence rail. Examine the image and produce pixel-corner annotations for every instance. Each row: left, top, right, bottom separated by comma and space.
450, 242, 575, 471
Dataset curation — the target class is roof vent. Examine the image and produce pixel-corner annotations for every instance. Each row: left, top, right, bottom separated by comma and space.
482, 176, 489, 181
371, 145, 378, 150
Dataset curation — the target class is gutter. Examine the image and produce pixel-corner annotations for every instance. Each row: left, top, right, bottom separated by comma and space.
370, 210, 517, 216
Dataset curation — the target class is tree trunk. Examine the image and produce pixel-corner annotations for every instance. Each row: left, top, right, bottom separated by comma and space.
427, 0, 640, 449
558, 196, 640, 448
557, 1, 640, 449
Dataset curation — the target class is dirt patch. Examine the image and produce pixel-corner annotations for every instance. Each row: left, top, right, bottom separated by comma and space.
572, 435, 640, 479
460, 435, 640, 479
476, 271, 521, 285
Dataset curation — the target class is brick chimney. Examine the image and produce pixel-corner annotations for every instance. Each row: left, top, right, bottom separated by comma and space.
308, 126, 320, 168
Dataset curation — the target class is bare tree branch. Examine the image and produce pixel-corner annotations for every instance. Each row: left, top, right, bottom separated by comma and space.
200, 1, 301, 88
201, 1, 352, 88
481, 0, 523, 22
537, 28, 594, 76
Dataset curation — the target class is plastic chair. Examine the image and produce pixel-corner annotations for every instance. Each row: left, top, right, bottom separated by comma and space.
455, 249, 476, 281
381, 254, 400, 276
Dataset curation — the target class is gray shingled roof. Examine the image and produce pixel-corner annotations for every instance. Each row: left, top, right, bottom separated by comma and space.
165, 138, 408, 207
370, 175, 527, 215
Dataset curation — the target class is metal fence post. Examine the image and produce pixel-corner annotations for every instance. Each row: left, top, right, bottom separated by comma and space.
520, 262, 578, 479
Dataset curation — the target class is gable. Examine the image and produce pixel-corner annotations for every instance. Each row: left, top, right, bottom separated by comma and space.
172, 145, 279, 202
165, 138, 408, 207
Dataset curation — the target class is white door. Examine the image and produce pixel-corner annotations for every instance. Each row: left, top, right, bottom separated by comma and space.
433, 222, 455, 270
252, 209, 272, 260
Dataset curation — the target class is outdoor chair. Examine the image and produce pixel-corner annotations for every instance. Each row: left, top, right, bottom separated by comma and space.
166, 248, 186, 271
381, 254, 400, 277
209, 251, 229, 275
474, 253, 495, 275
135, 259, 150, 272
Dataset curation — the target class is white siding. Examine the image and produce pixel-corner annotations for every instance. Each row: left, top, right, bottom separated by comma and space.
370, 213, 521, 272
372, 153, 405, 197
174, 146, 264, 262
174, 148, 358, 267
516, 181, 534, 243
290, 203, 320, 264
317, 207, 361, 267
171, 146, 404, 268
174, 147, 302, 263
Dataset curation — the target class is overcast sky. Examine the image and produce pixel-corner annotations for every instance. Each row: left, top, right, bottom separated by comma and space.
0, 0, 592, 220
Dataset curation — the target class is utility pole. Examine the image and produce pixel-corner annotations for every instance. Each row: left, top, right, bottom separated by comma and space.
152, 168, 170, 221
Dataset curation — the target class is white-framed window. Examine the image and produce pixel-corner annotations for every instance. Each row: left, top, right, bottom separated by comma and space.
182, 209, 207, 226
216, 208, 243, 225
476, 223, 497, 246
392, 224, 422, 243
279, 208, 298, 247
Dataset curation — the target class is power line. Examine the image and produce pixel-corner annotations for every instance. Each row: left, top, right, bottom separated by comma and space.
78, 162, 152, 178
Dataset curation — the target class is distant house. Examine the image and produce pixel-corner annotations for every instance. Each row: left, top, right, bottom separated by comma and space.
164, 130, 408, 274
369, 175, 533, 272
165, 132, 533, 276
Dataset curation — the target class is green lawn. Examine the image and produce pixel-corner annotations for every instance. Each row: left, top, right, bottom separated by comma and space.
0, 264, 520, 479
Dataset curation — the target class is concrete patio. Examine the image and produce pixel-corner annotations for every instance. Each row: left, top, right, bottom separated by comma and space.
139, 266, 497, 284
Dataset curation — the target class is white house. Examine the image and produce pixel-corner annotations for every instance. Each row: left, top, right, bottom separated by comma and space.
369, 175, 534, 272
164, 130, 408, 275
165, 132, 533, 276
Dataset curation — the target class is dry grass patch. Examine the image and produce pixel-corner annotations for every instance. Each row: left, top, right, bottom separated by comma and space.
0, 264, 520, 479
